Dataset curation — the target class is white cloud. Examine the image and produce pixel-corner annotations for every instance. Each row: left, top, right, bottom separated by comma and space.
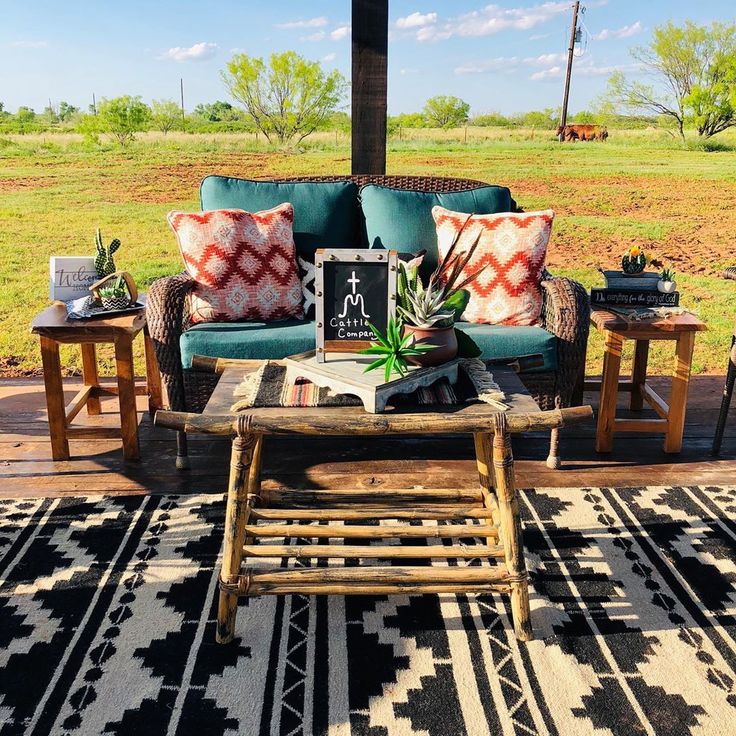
330, 25, 350, 41
400, 68, 419, 75
593, 21, 642, 41
323, 52, 337, 62
530, 66, 562, 81
10, 40, 48, 48
416, 2, 570, 42
276, 16, 329, 30
303, 31, 326, 41
396, 12, 437, 29
454, 52, 566, 75
524, 52, 567, 66
160, 42, 217, 62
529, 33, 550, 41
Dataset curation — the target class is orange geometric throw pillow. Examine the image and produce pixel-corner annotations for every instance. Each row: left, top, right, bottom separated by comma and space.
168, 205, 304, 324
433, 207, 554, 326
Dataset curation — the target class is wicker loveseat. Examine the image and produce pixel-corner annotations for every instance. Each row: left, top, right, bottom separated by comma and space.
147, 174, 590, 468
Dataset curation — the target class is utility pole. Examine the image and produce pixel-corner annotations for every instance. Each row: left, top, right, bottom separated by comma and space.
558, 1, 580, 141
92, 92, 97, 115
180, 78, 185, 125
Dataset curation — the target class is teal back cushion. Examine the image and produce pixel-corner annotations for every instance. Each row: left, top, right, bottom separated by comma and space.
360, 184, 513, 273
199, 176, 360, 257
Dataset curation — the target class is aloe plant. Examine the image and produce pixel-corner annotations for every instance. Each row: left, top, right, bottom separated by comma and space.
397, 214, 486, 329
360, 318, 436, 382
660, 267, 675, 282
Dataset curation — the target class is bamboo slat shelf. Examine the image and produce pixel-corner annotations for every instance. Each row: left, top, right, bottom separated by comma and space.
156, 361, 592, 644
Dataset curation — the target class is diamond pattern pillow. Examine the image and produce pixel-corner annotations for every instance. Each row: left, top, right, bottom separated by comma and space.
168, 205, 304, 324
433, 206, 553, 326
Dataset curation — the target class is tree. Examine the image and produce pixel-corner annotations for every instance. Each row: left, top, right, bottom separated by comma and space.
58, 101, 79, 122
422, 95, 470, 128
193, 100, 239, 122
221, 51, 347, 144
151, 99, 181, 134
607, 21, 736, 140
97, 96, 151, 144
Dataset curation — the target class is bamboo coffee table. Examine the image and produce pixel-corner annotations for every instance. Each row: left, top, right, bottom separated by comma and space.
156, 361, 591, 643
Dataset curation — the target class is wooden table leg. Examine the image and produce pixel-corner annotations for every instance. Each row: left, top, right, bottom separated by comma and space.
217, 430, 258, 644
80, 343, 101, 415
40, 336, 70, 461
114, 334, 140, 461
630, 339, 649, 411
712, 335, 736, 456
474, 432, 497, 543
665, 331, 695, 453
596, 330, 624, 453
143, 324, 163, 415
492, 413, 532, 641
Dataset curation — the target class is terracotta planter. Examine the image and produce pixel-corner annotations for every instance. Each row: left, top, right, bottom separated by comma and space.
402, 324, 458, 366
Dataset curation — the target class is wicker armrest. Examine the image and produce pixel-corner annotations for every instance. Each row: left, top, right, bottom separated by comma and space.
723, 267, 736, 280
147, 272, 195, 411
539, 272, 590, 406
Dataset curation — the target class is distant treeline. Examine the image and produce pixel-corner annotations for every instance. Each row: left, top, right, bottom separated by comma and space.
0, 99, 665, 136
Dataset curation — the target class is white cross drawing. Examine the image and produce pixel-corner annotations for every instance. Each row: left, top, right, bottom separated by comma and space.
338, 270, 370, 319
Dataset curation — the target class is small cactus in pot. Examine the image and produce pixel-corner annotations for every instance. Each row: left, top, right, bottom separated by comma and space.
621, 245, 647, 275
94, 228, 121, 278
98, 275, 132, 311
657, 267, 677, 293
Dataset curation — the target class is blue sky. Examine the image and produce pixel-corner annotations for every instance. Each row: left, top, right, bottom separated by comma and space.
1, 1, 734, 115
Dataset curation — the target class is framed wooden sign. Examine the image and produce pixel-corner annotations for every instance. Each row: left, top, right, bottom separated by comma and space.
49, 256, 98, 302
315, 248, 398, 361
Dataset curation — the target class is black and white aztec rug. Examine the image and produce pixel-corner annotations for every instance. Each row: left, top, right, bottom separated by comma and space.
1, 485, 735, 736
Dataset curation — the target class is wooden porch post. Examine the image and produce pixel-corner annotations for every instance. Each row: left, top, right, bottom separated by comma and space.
351, 0, 389, 174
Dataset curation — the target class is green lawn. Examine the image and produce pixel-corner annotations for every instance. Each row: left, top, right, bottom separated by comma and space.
1, 129, 735, 380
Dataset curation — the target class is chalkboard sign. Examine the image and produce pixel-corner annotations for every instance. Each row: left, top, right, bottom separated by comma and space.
314, 248, 398, 361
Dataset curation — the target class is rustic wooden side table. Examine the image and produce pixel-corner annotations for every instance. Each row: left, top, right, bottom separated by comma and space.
30, 300, 162, 461
587, 309, 707, 454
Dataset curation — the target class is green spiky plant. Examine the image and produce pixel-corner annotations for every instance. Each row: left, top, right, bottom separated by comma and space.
94, 228, 121, 278
360, 318, 436, 382
660, 267, 675, 282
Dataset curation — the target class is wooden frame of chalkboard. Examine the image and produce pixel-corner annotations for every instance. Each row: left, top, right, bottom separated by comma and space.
314, 248, 398, 362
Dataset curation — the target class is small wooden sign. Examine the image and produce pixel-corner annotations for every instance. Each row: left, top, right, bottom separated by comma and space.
315, 248, 397, 362
49, 256, 98, 302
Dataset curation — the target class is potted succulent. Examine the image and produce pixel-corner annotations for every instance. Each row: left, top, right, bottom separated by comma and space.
361, 318, 436, 381
621, 245, 647, 275
98, 275, 132, 311
658, 267, 677, 293
395, 221, 485, 366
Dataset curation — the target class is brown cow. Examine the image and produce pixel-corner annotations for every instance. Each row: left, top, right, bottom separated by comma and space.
556, 124, 609, 142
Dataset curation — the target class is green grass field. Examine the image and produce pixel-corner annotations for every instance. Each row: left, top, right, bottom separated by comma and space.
1, 128, 735, 380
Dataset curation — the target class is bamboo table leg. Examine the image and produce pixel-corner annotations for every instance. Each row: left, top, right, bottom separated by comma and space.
40, 336, 70, 461
665, 331, 695, 453
114, 334, 140, 461
80, 343, 101, 415
630, 339, 649, 411
217, 429, 257, 644
492, 413, 532, 641
474, 432, 498, 544
596, 330, 624, 453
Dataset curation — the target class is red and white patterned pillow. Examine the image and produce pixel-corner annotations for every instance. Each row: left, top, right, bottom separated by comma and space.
433, 207, 553, 326
168, 205, 304, 324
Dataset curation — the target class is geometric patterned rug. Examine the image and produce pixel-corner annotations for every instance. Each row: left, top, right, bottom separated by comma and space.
1, 486, 735, 736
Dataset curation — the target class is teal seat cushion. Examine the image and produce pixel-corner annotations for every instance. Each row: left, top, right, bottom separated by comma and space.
180, 320, 315, 368
457, 323, 556, 373
199, 176, 359, 257
360, 184, 512, 272
181, 320, 556, 374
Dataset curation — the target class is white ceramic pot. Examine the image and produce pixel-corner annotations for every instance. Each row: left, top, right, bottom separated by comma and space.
657, 280, 677, 293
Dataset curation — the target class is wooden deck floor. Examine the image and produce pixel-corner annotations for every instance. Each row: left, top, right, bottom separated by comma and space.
1, 375, 734, 499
